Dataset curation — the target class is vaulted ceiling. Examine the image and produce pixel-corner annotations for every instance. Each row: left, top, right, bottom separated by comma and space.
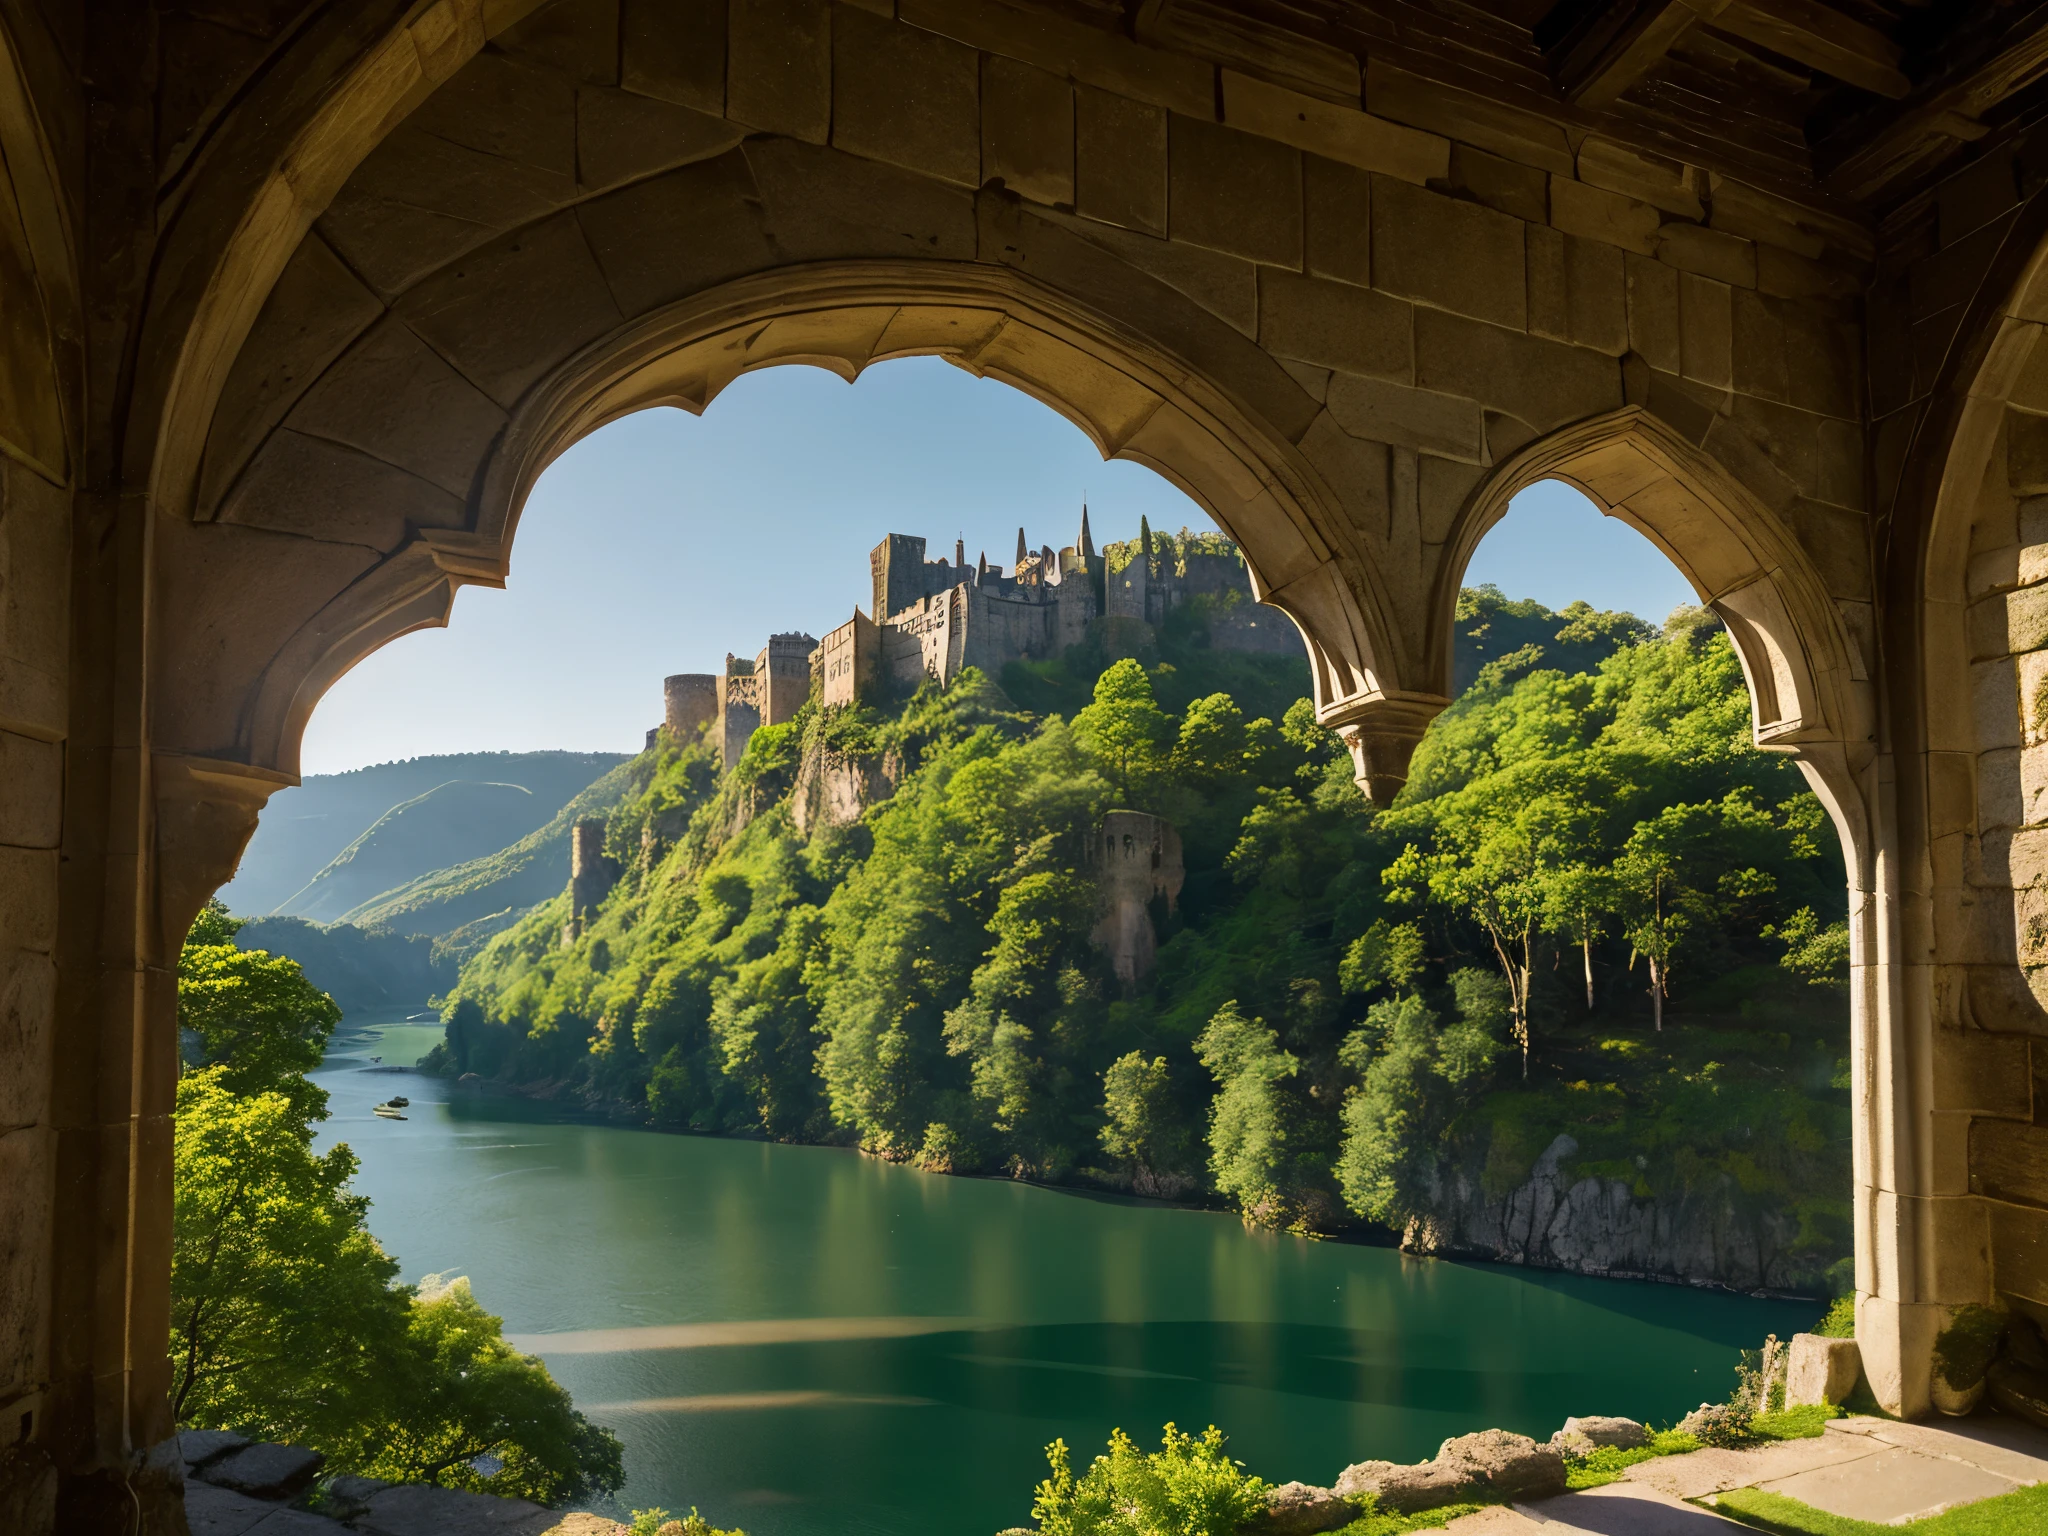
1101, 0, 2048, 217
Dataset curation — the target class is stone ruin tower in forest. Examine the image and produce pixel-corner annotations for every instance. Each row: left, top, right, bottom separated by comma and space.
561, 818, 618, 947
1088, 811, 1186, 988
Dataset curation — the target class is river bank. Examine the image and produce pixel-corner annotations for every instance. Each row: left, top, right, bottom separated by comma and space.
314, 1011, 1824, 1534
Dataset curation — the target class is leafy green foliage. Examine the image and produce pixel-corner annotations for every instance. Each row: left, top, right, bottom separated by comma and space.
442, 593, 1849, 1279
173, 911, 621, 1504
1031, 1425, 1270, 1536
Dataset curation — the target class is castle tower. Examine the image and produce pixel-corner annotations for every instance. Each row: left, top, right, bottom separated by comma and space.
757, 632, 818, 724
1015, 527, 1029, 568
1078, 503, 1096, 563
564, 817, 618, 945
955, 537, 965, 569
663, 673, 717, 742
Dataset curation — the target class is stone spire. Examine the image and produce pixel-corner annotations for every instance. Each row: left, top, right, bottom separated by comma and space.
1079, 502, 1096, 562
955, 537, 965, 568
977, 549, 988, 582
1016, 526, 1029, 567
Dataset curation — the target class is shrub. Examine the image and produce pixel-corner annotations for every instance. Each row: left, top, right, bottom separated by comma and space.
1031, 1424, 1269, 1536
1812, 1294, 1855, 1339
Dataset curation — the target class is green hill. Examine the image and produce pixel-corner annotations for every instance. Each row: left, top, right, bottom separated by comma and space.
339, 755, 662, 947
279, 780, 551, 924
222, 750, 627, 915
433, 589, 1848, 1289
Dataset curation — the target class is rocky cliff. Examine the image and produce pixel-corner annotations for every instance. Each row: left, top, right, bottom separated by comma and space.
1403, 1134, 1827, 1295
790, 746, 899, 834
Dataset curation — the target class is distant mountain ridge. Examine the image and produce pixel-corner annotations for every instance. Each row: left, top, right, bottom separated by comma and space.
339, 755, 661, 943
279, 780, 547, 924
221, 750, 628, 916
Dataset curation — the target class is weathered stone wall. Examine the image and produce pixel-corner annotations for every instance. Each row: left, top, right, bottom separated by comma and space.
22, 2, 2048, 1522
1088, 810, 1186, 986
663, 673, 718, 740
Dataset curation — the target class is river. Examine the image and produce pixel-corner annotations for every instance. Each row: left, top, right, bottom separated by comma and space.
311, 1011, 1824, 1534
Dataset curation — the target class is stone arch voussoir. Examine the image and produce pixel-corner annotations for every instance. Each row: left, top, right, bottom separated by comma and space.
1443, 406, 1876, 877
215, 260, 1415, 791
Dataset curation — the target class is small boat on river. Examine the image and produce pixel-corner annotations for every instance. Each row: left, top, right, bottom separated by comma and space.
372, 1103, 407, 1120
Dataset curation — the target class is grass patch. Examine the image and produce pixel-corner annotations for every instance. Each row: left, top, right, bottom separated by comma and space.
1564, 1432, 1703, 1489
1334, 1503, 1493, 1536
1563, 1410, 1834, 1491
1710, 1483, 2048, 1536
1749, 1404, 1842, 1441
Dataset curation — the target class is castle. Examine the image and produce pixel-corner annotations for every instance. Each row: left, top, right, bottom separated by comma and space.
659, 511, 1298, 765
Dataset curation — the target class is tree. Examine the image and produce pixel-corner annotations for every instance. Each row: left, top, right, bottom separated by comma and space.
342, 1275, 625, 1504
1538, 862, 1614, 1012
1194, 1003, 1306, 1227
179, 916, 342, 1119
171, 907, 623, 1507
171, 1068, 412, 1436
1334, 973, 1504, 1227
1075, 659, 1172, 803
1100, 1052, 1192, 1195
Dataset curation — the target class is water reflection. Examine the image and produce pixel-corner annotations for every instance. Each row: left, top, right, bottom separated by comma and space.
314, 1012, 1822, 1534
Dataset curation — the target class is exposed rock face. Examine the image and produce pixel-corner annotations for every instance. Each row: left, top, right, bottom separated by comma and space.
1334, 1430, 1565, 1512
1401, 1132, 1834, 1293
1551, 1416, 1649, 1454
1786, 1334, 1863, 1406
1260, 1481, 1356, 1533
791, 746, 899, 834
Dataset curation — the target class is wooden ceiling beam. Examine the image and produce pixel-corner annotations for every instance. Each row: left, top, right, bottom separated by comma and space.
1711, 0, 1910, 98
1552, 0, 1734, 109
1825, 11, 2048, 201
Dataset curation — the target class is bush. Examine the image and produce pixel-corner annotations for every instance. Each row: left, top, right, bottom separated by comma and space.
1812, 1294, 1855, 1339
1031, 1425, 1269, 1536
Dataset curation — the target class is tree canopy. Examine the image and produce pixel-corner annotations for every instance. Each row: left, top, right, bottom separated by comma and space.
440, 593, 1852, 1289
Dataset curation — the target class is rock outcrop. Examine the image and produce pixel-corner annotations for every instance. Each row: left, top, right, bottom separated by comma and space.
1259, 1481, 1356, 1533
1400, 1132, 1834, 1293
1550, 1415, 1649, 1455
1335, 1429, 1566, 1513
790, 746, 899, 834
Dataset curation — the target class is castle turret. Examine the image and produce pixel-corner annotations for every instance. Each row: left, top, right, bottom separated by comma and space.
1015, 527, 1029, 568
1079, 503, 1096, 563
663, 673, 717, 742
955, 537, 965, 569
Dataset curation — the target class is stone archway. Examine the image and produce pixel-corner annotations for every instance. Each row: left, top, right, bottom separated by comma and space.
199, 260, 1417, 800
1445, 406, 1906, 1394
37, 0, 2048, 1523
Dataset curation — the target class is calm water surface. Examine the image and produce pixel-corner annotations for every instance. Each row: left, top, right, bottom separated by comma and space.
313, 1012, 1823, 1534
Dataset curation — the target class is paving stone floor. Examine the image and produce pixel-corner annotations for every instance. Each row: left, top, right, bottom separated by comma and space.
181, 1413, 2048, 1535
1469, 1413, 2048, 1534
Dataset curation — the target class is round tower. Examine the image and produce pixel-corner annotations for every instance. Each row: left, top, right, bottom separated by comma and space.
663, 673, 718, 741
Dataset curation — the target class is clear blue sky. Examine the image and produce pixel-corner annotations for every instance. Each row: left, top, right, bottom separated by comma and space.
299, 359, 1700, 775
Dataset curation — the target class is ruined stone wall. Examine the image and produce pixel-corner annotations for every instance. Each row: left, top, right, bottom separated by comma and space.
959, 583, 1060, 675
1087, 811, 1186, 987
757, 633, 818, 725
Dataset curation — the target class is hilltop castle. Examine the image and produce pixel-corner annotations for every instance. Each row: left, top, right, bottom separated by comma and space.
660, 511, 1297, 765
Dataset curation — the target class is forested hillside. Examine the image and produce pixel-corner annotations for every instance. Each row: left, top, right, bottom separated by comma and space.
440, 587, 1852, 1292
223, 750, 627, 915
